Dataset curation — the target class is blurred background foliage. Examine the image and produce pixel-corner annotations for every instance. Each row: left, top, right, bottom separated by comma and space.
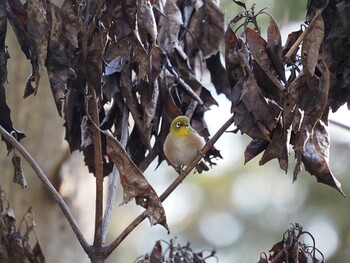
1, 0, 350, 262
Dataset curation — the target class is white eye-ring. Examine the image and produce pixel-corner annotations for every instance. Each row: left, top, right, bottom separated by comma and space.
176, 122, 181, 128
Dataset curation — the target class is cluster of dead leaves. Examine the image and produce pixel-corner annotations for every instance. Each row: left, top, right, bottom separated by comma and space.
1, 0, 225, 229
136, 239, 216, 263
226, 0, 350, 195
1, 0, 350, 232
0, 188, 45, 263
258, 223, 324, 263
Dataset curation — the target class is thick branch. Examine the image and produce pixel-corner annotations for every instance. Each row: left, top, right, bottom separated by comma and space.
104, 115, 235, 256
88, 84, 104, 249
0, 125, 90, 254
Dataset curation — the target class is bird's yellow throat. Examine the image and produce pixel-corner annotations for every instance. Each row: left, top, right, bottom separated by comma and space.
173, 126, 191, 137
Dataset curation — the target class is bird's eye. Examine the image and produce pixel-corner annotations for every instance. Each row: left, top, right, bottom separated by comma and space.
176, 122, 181, 128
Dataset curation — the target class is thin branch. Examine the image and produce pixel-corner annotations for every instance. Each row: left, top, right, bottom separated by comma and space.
329, 119, 350, 131
88, 84, 104, 249
283, 9, 323, 65
0, 125, 90, 254
104, 115, 235, 256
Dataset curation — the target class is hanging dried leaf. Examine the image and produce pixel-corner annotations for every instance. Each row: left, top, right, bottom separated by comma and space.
25, 0, 49, 97
121, 68, 151, 148
6, 0, 30, 59
61, 0, 82, 49
259, 122, 288, 172
206, 51, 231, 99
224, 26, 245, 88
157, 0, 183, 54
137, 0, 157, 42
240, 72, 278, 133
266, 15, 286, 84
184, 0, 224, 59
244, 139, 269, 164
86, 32, 104, 95
12, 152, 27, 188
245, 27, 285, 102
106, 132, 168, 230
301, 13, 324, 83
298, 114, 345, 196
139, 80, 159, 141
46, 4, 70, 116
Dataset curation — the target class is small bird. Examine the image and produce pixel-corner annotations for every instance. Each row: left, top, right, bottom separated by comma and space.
163, 115, 209, 173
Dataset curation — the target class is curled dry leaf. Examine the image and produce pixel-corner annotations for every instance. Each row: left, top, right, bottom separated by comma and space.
106, 132, 168, 230
12, 152, 27, 188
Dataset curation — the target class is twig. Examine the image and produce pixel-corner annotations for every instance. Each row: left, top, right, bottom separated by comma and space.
0, 125, 90, 254
283, 9, 323, 65
104, 115, 235, 256
329, 119, 350, 131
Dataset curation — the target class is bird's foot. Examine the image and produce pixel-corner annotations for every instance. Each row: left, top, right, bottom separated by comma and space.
176, 166, 186, 177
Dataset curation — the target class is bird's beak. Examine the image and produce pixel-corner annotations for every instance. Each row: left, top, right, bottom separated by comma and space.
180, 123, 189, 127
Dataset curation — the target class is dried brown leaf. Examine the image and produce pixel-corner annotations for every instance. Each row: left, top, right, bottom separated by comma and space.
137, 0, 157, 42
140, 80, 159, 140
245, 27, 285, 102
46, 4, 70, 116
267, 15, 286, 83
244, 139, 269, 164
106, 132, 168, 230
86, 33, 103, 95
240, 73, 278, 133
157, 0, 183, 54
224, 27, 245, 87
206, 51, 231, 99
299, 115, 345, 196
259, 123, 288, 172
184, 0, 224, 59
301, 13, 324, 82
25, 0, 50, 96
6, 0, 30, 59
121, 68, 151, 148
61, 0, 82, 49
12, 152, 27, 188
